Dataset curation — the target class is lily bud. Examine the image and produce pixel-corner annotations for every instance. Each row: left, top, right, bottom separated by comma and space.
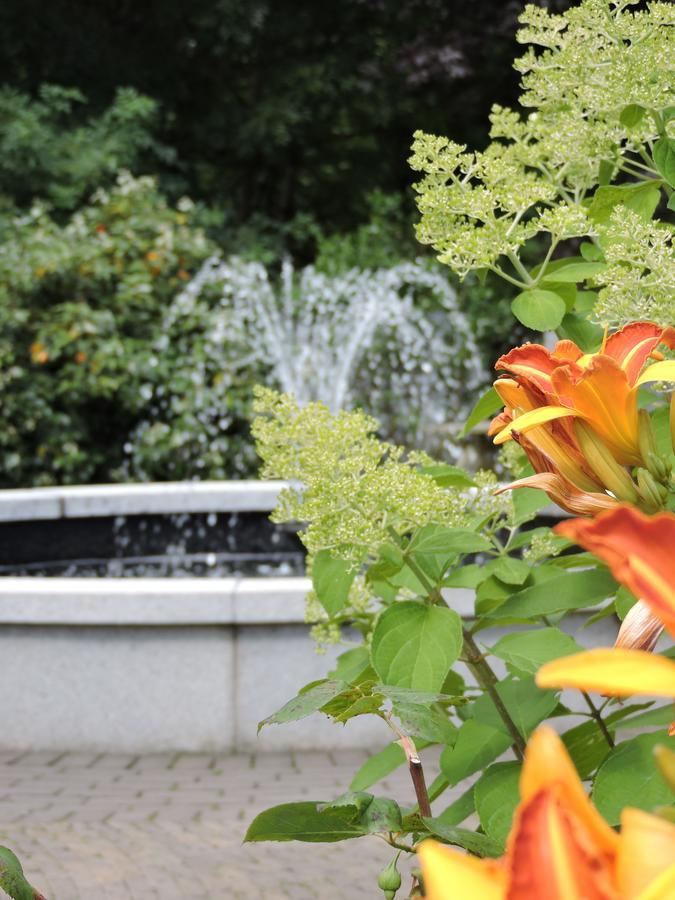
636, 468, 668, 512
378, 853, 402, 897
637, 410, 669, 482
574, 421, 639, 504
645, 451, 670, 484
615, 600, 663, 652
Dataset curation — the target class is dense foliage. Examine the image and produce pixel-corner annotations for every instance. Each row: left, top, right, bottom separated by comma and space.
245, 3, 675, 897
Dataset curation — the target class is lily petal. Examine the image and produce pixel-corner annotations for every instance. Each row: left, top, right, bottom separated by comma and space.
615, 600, 664, 652
495, 473, 616, 516
536, 648, 675, 698
604, 323, 675, 385
507, 788, 617, 900
417, 840, 505, 900
493, 406, 581, 445
519, 727, 619, 858
616, 808, 675, 900
636, 360, 675, 388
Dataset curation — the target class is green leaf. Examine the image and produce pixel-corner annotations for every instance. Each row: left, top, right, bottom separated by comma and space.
460, 386, 502, 436
0, 847, 41, 900
541, 261, 606, 284
472, 677, 559, 740
420, 464, 476, 488
371, 602, 463, 692
393, 702, 458, 744
245, 801, 366, 842
474, 761, 521, 848
486, 569, 617, 620
653, 137, 675, 187
320, 792, 374, 815
408, 524, 492, 556
349, 740, 431, 792
328, 646, 372, 684
561, 719, 615, 780
485, 557, 531, 586
592, 733, 675, 826
615, 703, 675, 731
258, 679, 347, 732
615, 585, 637, 621
510, 487, 550, 526
619, 103, 646, 128
436, 786, 475, 827
489, 628, 584, 676
511, 289, 566, 331
441, 720, 511, 784
312, 550, 356, 617
579, 241, 603, 262
652, 407, 675, 461
424, 819, 502, 858
558, 312, 604, 352
443, 564, 485, 589
588, 181, 661, 224
359, 796, 403, 833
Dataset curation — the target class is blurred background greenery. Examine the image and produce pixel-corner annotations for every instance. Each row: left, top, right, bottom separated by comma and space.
0, 0, 568, 487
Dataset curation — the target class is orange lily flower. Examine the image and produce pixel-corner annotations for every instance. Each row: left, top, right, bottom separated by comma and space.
419, 726, 675, 899
489, 322, 675, 515
537, 506, 675, 700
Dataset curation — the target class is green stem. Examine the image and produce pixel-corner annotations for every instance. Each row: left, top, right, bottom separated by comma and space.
462, 629, 526, 760
582, 691, 615, 748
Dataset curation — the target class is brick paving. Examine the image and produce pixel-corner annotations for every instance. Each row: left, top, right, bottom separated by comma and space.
0, 748, 446, 899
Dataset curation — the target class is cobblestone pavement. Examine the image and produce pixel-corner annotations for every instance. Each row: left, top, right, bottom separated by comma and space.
0, 748, 445, 899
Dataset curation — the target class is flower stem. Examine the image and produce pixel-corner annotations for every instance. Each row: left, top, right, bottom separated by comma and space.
384, 713, 433, 818
582, 691, 615, 748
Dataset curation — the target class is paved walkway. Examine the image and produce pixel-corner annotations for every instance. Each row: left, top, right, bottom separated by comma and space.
0, 749, 435, 899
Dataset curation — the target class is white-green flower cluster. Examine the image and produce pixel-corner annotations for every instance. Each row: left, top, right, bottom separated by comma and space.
410, 0, 674, 288
252, 387, 510, 565
592, 208, 675, 327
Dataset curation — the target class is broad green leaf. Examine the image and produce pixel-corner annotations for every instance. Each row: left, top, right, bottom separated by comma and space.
489, 627, 584, 676
375, 685, 453, 705
619, 103, 646, 128
579, 241, 603, 262
558, 312, 604, 353
485, 557, 531, 586
615, 585, 637, 621
441, 720, 511, 785
408, 524, 492, 556
321, 690, 383, 723
420, 464, 476, 488
562, 719, 615, 780
541, 261, 606, 284
443, 564, 485, 589
588, 181, 661, 224
615, 703, 675, 731
652, 407, 675, 461
474, 761, 521, 847
653, 137, 675, 187
424, 818, 502, 858
320, 792, 373, 815
360, 797, 403, 833
472, 677, 559, 740
258, 679, 347, 732
0, 847, 42, 900
371, 602, 463, 692
486, 569, 617, 620
511, 289, 566, 331
460, 386, 502, 436
436, 786, 475, 827
592, 733, 675, 826
328, 646, 372, 684
245, 801, 366, 842
510, 487, 550, 526
393, 702, 458, 745
312, 550, 356, 617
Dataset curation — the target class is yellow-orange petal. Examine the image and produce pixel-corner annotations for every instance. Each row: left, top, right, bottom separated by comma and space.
636, 360, 675, 388
495, 472, 616, 516
417, 840, 505, 900
616, 808, 675, 899
554, 508, 675, 638
493, 406, 581, 445
634, 863, 675, 900
536, 648, 675, 698
507, 788, 617, 900
519, 727, 619, 858
604, 323, 675, 385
